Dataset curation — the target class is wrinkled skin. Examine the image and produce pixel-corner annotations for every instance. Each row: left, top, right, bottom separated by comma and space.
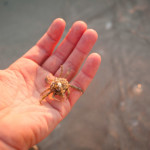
0, 18, 101, 150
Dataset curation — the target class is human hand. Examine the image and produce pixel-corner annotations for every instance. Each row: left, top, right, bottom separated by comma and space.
0, 18, 101, 150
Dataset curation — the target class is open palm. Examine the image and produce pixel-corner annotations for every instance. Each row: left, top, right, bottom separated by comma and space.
0, 18, 101, 150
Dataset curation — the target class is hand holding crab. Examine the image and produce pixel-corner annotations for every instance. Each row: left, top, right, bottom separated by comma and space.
0, 18, 101, 150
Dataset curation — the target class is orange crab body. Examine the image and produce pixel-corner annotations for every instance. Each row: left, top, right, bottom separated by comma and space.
50, 77, 69, 96
40, 66, 83, 104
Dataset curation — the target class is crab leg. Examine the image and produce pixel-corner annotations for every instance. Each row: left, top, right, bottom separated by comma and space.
59, 65, 63, 78
66, 88, 70, 99
45, 75, 53, 84
40, 91, 52, 104
40, 88, 51, 96
64, 68, 71, 79
52, 93, 61, 101
69, 84, 84, 93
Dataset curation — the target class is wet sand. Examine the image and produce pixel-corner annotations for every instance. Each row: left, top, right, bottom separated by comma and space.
0, 0, 150, 149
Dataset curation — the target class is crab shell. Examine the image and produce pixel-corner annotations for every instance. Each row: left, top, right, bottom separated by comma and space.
50, 77, 69, 96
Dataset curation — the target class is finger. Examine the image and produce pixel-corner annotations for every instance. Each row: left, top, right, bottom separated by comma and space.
55, 29, 98, 81
23, 18, 66, 65
69, 53, 101, 107
42, 21, 87, 74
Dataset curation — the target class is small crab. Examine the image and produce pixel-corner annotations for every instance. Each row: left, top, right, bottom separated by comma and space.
40, 66, 83, 104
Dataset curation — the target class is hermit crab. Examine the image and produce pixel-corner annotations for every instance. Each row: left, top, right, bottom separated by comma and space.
40, 66, 83, 104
